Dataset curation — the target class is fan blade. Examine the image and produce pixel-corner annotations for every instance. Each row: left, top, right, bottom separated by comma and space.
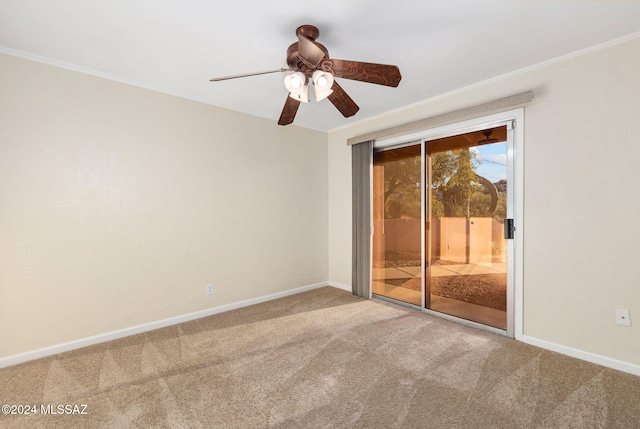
278, 96, 301, 126
326, 59, 401, 87
327, 81, 359, 118
298, 34, 326, 66
210, 68, 291, 82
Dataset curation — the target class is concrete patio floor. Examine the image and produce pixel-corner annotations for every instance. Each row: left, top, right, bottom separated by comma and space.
372, 262, 507, 330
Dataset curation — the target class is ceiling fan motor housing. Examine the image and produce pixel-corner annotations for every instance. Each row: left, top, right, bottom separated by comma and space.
286, 42, 329, 75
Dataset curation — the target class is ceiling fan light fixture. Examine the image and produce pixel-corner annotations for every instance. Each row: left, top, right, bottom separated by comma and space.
284, 72, 309, 102
291, 84, 310, 103
312, 70, 334, 101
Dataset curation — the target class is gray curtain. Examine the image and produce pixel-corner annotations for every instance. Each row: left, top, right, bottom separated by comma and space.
352, 141, 373, 298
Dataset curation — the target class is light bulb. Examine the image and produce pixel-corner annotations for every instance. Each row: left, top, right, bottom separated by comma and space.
316, 76, 328, 88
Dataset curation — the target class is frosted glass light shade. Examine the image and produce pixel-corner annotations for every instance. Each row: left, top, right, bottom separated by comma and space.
284, 72, 309, 102
312, 70, 334, 101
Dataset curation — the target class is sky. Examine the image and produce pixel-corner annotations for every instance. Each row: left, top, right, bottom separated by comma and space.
471, 142, 507, 184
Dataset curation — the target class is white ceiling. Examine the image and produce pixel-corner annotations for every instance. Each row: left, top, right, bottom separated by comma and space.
1, 0, 639, 131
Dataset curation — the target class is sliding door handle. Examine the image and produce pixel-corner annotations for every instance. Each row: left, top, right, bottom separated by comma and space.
504, 219, 515, 240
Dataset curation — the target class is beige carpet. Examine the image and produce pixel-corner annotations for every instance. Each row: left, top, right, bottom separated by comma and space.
1, 286, 639, 428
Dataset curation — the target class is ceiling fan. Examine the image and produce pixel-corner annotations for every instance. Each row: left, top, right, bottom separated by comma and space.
477, 129, 500, 145
209, 25, 402, 126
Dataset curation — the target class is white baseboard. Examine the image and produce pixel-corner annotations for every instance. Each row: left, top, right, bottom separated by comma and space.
521, 335, 640, 377
16, 282, 636, 379
0, 281, 333, 369
327, 281, 352, 292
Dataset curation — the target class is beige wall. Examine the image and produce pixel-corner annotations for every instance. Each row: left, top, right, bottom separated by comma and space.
328, 37, 640, 366
0, 54, 328, 358
3, 36, 640, 370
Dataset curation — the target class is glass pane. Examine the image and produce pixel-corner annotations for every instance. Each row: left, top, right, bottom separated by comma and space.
372, 144, 422, 306
428, 127, 507, 329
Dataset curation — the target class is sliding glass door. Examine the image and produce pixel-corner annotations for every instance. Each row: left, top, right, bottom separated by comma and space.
372, 123, 514, 333
372, 144, 422, 306
426, 127, 508, 329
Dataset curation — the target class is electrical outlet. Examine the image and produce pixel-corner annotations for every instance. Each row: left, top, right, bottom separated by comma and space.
615, 309, 631, 326
207, 284, 214, 295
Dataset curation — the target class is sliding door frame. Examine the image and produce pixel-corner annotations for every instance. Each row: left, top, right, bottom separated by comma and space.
374, 108, 524, 339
